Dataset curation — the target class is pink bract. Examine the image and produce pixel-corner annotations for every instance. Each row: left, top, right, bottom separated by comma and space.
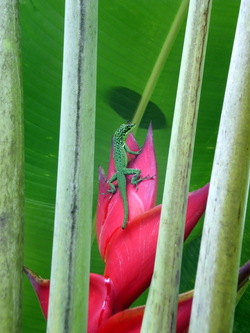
24, 267, 115, 333
97, 124, 158, 259
104, 184, 209, 311
96, 290, 193, 333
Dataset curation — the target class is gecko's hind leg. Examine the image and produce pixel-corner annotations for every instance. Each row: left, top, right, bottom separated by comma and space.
101, 173, 117, 198
125, 168, 154, 190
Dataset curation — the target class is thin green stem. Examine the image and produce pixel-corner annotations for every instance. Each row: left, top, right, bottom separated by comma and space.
189, 1, 250, 331
0, 0, 24, 332
132, 0, 189, 132
46, 1, 98, 332
141, 0, 212, 332
91, 0, 189, 241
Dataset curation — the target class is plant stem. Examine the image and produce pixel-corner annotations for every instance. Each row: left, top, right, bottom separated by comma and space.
132, 0, 189, 131
0, 0, 24, 332
46, 1, 97, 332
189, 1, 250, 332
141, 0, 212, 332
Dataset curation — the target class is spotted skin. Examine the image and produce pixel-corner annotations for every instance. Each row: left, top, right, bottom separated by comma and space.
106, 124, 147, 229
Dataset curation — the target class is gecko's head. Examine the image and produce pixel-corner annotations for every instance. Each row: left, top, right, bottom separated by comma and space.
114, 123, 137, 140
122, 123, 136, 135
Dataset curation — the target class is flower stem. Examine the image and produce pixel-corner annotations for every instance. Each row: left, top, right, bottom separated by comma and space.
141, 0, 212, 332
0, 0, 24, 331
189, 1, 250, 331
132, 0, 189, 131
46, 1, 98, 332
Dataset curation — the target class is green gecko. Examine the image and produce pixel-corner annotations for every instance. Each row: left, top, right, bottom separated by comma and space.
106, 123, 149, 229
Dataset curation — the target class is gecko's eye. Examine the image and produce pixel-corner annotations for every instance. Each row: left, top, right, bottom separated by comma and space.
126, 124, 135, 132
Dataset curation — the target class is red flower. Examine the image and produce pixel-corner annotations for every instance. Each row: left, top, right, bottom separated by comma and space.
98, 125, 208, 311
103, 184, 208, 312
25, 125, 210, 332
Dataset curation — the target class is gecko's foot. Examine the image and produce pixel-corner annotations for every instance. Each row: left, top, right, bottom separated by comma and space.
132, 175, 155, 190
107, 189, 116, 200
101, 189, 116, 200
100, 193, 114, 200
122, 222, 127, 229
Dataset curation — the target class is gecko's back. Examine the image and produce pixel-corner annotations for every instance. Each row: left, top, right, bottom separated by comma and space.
113, 123, 136, 170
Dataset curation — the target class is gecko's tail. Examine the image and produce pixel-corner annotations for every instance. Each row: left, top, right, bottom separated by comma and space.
122, 221, 127, 229
121, 203, 128, 229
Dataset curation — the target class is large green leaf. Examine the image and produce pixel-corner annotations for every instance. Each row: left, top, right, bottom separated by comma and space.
21, 1, 249, 332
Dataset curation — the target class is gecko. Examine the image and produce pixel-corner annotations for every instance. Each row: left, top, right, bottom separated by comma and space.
106, 123, 149, 229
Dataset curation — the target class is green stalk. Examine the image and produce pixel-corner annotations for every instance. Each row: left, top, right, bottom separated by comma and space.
132, 0, 189, 131
141, 1, 212, 332
46, 1, 97, 332
0, 0, 24, 332
189, 1, 250, 332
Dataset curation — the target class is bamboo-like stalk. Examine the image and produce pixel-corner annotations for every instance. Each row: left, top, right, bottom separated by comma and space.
188, 2, 250, 332
0, 1, 24, 332
46, 1, 97, 332
141, 1, 212, 332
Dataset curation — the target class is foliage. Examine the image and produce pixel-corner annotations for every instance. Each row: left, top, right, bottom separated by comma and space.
20, 1, 249, 332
